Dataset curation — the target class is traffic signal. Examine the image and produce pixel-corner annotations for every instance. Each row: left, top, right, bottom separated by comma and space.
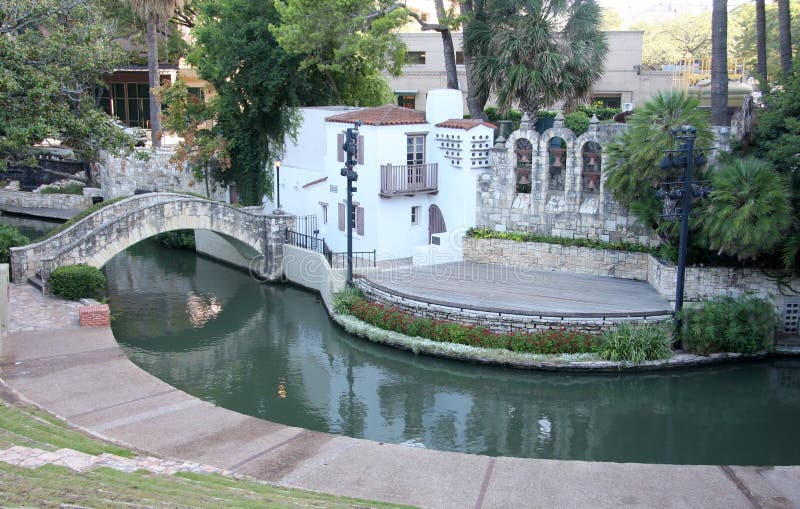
343, 127, 358, 164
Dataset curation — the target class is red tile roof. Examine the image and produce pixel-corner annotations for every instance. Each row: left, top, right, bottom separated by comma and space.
326, 105, 427, 126
435, 119, 497, 130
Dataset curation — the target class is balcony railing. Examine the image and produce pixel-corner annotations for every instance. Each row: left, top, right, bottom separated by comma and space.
380, 163, 438, 197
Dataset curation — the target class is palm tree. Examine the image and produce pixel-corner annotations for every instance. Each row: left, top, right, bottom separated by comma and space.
463, 0, 607, 121
777, 0, 794, 75
127, 0, 186, 147
711, 0, 729, 126
756, 0, 768, 85
701, 157, 791, 260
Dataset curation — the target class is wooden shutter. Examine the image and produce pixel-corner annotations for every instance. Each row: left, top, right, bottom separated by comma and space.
338, 202, 345, 231
356, 206, 365, 236
357, 135, 364, 165
337, 133, 345, 162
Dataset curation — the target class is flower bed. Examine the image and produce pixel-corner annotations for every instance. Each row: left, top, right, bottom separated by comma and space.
349, 299, 601, 355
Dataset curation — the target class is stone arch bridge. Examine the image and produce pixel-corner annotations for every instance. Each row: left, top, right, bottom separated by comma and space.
10, 193, 294, 291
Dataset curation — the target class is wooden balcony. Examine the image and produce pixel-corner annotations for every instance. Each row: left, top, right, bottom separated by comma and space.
380, 163, 438, 197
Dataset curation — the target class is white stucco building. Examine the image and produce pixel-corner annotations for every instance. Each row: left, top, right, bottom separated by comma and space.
270, 89, 495, 261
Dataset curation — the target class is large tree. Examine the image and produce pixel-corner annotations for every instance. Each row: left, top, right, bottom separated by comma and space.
125, 0, 186, 147
635, 13, 712, 69
269, 0, 408, 106
756, 0, 768, 84
0, 0, 135, 184
711, 0, 729, 126
463, 0, 607, 120
186, 0, 333, 204
731, 0, 799, 82
777, 0, 794, 75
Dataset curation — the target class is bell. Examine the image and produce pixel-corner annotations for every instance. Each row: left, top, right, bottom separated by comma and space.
519, 174, 531, 186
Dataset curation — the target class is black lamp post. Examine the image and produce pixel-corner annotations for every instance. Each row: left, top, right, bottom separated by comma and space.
656, 125, 712, 340
274, 157, 282, 214
340, 121, 361, 286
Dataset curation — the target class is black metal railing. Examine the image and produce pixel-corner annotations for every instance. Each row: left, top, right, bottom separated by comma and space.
286, 229, 376, 268
285, 229, 324, 253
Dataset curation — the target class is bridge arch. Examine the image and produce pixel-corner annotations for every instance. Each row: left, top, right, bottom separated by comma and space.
9, 193, 294, 289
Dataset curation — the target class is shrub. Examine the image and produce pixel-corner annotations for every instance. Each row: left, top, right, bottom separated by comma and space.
39, 182, 85, 195
597, 323, 672, 363
0, 225, 30, 263
465, 227, 653, 254
564, 111, 590, 136
153, 230, 196, 250
680, 296, 777, 355
50, 264, 106, 300
332, 286, 364, 315
347, 298, 600, 355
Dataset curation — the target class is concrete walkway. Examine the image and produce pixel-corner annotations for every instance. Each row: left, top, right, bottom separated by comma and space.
2, 284, 799, 509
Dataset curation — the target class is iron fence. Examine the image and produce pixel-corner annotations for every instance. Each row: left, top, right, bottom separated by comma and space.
285, 229, 376, 268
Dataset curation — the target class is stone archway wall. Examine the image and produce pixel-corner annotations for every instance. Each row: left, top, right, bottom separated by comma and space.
37, 199, 269, 288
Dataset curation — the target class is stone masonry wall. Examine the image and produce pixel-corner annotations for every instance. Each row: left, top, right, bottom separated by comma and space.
0, 189, 91, 210
464, 237, 800, 313
356, 279, 671, 335
99, 148, 228, 201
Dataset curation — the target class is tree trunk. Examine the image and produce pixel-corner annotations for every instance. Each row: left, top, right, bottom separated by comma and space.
756, 0, 768, 86
146, 13, 162, 147
434, 0, 459, 90
459, 0, 488, 120
777, 0, 793, 75
711, 0, 729, 126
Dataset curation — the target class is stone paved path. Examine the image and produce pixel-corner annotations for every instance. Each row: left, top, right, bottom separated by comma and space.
9, 283, 80, 333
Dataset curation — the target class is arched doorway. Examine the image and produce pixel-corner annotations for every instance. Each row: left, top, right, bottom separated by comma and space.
428, 204, 446, 243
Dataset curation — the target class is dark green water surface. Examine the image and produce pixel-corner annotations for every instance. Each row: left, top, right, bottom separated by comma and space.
94, 239, 800, 465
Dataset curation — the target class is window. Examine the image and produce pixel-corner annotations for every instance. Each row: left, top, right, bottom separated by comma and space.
397, 94, 416, 109
407, 135, 425, 166
590, 95, 622, 109
456, 51, 464, 65
407, 51, 426, 65
320, 202, 328, 225
338, 202, 364, 236
102, 83, 151, 128
188, 87, 205, 102
411, 206, 420, 225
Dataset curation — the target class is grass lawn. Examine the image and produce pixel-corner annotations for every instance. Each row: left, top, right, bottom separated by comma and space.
0, 401, 414, 508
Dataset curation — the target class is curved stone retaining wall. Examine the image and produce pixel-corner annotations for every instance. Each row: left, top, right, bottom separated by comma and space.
355, 279, 672, 335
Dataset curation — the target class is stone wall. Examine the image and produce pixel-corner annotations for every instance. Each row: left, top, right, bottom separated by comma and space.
464, 237, 800, 316
99, 148, 228, 201
356, 279, 671, 335
476, 120, 734, 247
463, 237, 650, 280
0, 189, 91, 210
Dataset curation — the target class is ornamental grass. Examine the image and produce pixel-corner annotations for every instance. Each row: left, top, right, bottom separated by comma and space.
349, 299, 600, 355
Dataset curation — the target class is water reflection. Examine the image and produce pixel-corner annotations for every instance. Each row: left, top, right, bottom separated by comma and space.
104, 239, 800, 465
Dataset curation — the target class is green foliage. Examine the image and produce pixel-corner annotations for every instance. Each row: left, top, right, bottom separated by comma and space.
597, 323, 672, 363
187, 0, 341, 204
752, 71, 800, 176
730, 0, 800, 83
564, 112, 590, 136
680, 296, 777, 354
348, 299, 601, 355
0, 0, 135, 173
37, 196, 128, 241
466, 227, 654, 254
700, 158, 791, 260
50, 264, 106, 300
270, 0, 407, 105
0, 226, 30, 263
39, 183, 86, 195
153, 230, 195, 250
464, 0, 608, 116
332, 286, 364, 315
635, 12, 711, 69
604, 90, 712, 252
577, 102, 620, 121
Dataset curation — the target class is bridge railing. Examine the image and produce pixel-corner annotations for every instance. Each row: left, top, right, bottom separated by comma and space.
284, 229, 376, 268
